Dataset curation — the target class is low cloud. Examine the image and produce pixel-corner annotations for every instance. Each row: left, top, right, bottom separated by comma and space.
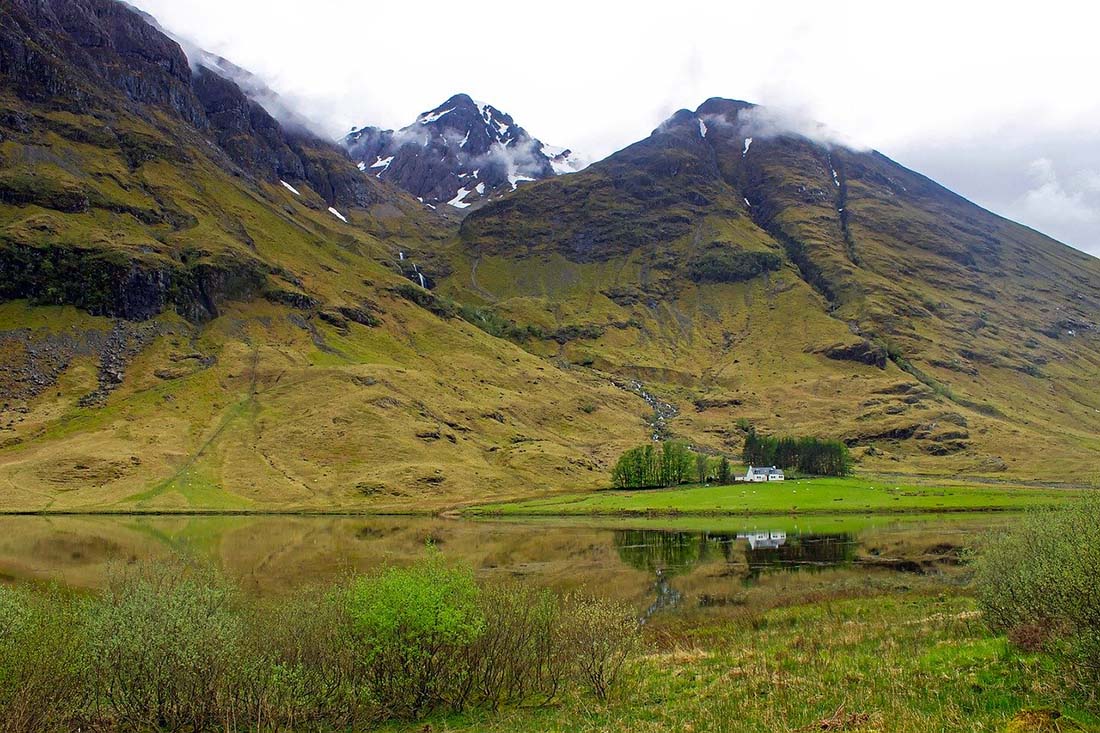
737, 105, 868, 151
1016, 158, 1099, 226
469, 138, 548, 181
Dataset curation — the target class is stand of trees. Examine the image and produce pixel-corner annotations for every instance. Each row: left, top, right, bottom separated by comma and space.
610, 430, 851, 489
742, 430, 852, 476
611, 441, 700, 489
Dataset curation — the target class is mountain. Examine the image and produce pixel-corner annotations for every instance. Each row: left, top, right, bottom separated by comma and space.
343, 93, 587, 210
0, 0, 647, 512
439, 98, 1100, 479
0, 0, 1097, 515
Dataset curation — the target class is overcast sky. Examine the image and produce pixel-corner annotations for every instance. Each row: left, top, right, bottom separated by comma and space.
131, 0, 1100, 257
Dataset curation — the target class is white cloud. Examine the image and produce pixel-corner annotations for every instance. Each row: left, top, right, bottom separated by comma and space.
1017, 159, 1097, 224
736, 105, 869, 151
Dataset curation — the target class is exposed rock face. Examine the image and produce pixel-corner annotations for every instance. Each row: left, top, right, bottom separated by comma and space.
0, 243, 269, 321
820, 340, 889, 369
343, 93, 587, 208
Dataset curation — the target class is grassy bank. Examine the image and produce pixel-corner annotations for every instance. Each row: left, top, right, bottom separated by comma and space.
470, 476, 1081, 517
388, 592, 1099, 733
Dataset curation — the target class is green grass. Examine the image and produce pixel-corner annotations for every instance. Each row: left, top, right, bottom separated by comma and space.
387, 593, 1099, 733
472, 510, 1013, 536
471, 475, 1080, 517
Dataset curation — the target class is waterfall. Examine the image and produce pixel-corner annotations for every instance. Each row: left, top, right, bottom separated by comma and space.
418, 272, 426, 288
399, 251, 405, 261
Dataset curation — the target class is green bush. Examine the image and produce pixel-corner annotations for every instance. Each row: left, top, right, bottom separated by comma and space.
347, 549, 485, 717
974, 496, 1100, 698
0, 585, 85, 733
84, 561, 242, 732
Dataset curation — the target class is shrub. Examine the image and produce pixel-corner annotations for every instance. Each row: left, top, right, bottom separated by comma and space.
462, 581, 567, 709
232, 588, 363, 729
346, 549, 485, 717
974, 496, 1100, 698
0, 585, 85, 733
84, 560, 242, 732
561, 594, 640, 701
0, 554, 640, 728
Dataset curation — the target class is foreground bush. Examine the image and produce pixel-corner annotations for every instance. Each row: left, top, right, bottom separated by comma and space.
0, 585, 85, 733
85, 561, 242, 731
0, 552, 641, 731
348, 550, 485, 717
974, 495, 1100, 698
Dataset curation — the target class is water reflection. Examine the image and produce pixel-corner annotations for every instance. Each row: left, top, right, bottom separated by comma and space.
615, 529, 860, 616
0, 514, 983, 619
614, 529, 857, 580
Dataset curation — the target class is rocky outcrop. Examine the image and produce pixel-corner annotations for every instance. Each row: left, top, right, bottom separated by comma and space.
0, 243, 269, 322
819, 340, 889, 369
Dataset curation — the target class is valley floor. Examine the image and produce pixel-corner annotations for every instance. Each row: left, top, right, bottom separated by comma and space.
470, 475, 1081, 517
388, 590, 1099, 733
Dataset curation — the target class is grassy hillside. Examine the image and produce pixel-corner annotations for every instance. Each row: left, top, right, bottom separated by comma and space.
442, 99, 1100, 482
0, 0, 660, 511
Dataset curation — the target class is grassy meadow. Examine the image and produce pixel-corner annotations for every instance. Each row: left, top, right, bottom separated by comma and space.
471, 475, 1080, 517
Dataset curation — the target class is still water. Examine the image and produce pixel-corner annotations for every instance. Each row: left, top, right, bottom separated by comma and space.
0, 513, 999, 614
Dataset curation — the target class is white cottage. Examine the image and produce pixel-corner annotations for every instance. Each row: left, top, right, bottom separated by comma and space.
738, 465, 784, 482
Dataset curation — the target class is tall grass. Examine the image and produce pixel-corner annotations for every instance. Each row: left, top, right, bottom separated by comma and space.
0, 552, 640, 732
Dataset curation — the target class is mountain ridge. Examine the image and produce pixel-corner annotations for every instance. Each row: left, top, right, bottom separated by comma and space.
343, 93, 587, 209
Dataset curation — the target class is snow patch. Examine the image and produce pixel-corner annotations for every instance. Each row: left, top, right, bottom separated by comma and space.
447, 187, 473, 209
475, 182, 486, 195
698, 119, 707, 137
508, 173, 536, 191
280, 180, 300, 196
356, 161, 366, 171
370, 155, 394, 169
540, 143, 589, 175
328, 207, 348, 223
419, 107, 455, 124
832, 168, 840, 187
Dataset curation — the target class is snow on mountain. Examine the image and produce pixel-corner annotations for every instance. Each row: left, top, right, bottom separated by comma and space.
342, 94, 589, 209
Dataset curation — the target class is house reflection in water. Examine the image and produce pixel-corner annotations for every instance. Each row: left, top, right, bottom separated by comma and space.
613, 528, 858, 618
736, 530, 787, 550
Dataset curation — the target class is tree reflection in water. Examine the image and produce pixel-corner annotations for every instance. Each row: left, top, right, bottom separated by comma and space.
614, 529, 858, 619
